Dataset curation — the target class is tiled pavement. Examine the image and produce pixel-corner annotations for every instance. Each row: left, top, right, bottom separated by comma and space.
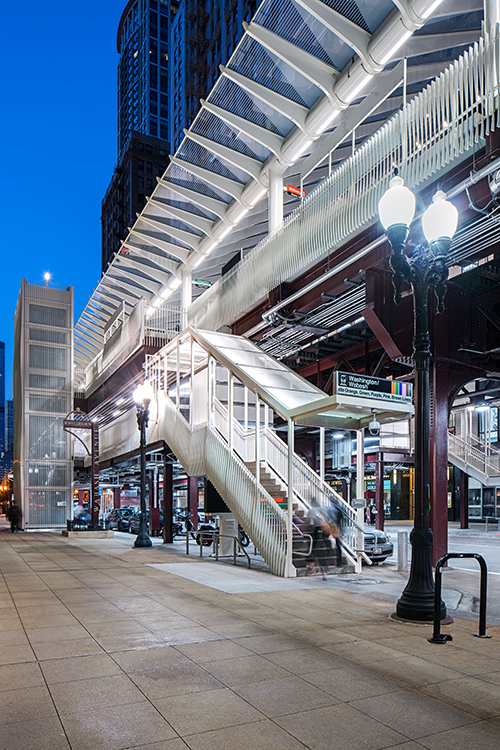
1, 527, 500, 750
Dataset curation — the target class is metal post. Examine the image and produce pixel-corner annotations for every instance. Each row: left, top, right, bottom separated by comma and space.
134, 401, 152, 548
228, 371, 234, 452
286, 418, 295, 577
255, 394, 260, 487
189, 336, 194, 427
428, 552, 491, 643
181, 267, 192, 331
162, 458, 173, 544
268, 165, 284, 233
319, 427, 325, 482
355, 429, 365, 574
397, 531, 409, 572
387, 225, 449, 621
207, 354, 212, 428
244, 385, 248, 432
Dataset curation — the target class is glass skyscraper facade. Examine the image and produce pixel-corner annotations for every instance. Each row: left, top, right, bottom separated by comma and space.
103, 0, 258, 269
117, 0, 173, 160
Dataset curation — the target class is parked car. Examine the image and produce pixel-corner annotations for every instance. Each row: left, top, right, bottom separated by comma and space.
107, 507, 137, 532
129, 508, 163, 535
363, 528, 393, 563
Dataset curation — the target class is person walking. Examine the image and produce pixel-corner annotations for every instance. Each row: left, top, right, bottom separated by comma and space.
8, 504, 22, 533
306, 500, 335, 580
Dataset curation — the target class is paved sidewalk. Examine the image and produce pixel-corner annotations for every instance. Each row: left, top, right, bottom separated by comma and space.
1, 527, 500, 750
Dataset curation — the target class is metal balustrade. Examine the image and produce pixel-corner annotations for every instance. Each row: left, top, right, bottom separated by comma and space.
448, 432, 500, 481
145, 330, 361, 574
188, 33, 500, 334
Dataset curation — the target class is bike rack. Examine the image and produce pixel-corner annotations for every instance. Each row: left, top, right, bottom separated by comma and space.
185, 527, 252, 568
428, 552, 491, 644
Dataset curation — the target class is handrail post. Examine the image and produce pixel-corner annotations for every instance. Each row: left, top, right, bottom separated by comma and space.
428, 552, 491, 643
428, 554, 452, 644
474, 553, 491, 638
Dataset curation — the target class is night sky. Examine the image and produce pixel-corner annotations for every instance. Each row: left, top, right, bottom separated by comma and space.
1, 1, 128, 397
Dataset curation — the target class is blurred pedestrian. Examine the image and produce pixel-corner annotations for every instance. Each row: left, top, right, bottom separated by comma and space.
306, 499, 342, 579
8, 504, 22, 533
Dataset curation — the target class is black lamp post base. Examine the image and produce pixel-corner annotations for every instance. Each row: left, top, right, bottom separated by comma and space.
396, 527, 446, 622
134, 534, 153, 548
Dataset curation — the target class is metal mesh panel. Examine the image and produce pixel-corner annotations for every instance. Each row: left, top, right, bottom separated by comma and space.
28, 489, 69, 528
192, 108, 269, 162
255, 0, 341, 67
29, 328, 67, 344
29, 395, 69, 413
230, 36, 313, 108
28, 416, 67, 460
29, 304, 67, 327
29, 345, 67, 371
189, 34, 499, 333
209, 76, 292, 137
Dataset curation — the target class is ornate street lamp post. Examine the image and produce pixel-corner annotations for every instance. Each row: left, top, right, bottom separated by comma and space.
378, 172, 458, 620
133, 382, 154, 549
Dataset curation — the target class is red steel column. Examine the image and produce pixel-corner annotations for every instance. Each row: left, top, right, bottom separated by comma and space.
188, 476, 198, 528
375, 453, 384, 531
163, 459, 173, 544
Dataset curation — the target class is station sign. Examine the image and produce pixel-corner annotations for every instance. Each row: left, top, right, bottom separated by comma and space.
334, 372, 412, 405
194, 279, 212, 288
286, 184, 306, 198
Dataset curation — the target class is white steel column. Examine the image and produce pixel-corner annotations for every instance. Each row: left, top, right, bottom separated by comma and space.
189, 337, 194, 426
264, 403, 269, 462
268, 165, 284, 234
255, 394, 261, 504
176, 340, 180, 408
319, 427, 325, 481
228, 371, 234, 452
181, 267, 192, 331
355, 428, 365, 574
485, 0, 500, 34
286, 418, 296, 577
207, 354, 212, 427
244, 386, 248, 432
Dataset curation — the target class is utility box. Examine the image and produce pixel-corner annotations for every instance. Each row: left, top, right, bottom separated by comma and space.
219, 513, 238, 556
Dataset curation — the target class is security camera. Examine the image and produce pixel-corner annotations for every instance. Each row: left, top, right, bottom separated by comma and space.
368, 410, 380, 436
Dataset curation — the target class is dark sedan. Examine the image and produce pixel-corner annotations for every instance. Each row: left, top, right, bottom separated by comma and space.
108, 507, 137, 532
363, 529, 394, 563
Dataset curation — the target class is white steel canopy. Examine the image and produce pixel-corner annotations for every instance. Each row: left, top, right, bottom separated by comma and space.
191, 328, 413, 429
75, 0, 473, 367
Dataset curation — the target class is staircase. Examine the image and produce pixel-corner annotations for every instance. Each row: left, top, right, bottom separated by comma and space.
448, 432, 500, 486
292, 507, 352, 575
144, 328, 362, 576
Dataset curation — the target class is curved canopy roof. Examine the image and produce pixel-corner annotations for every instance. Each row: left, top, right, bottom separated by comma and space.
74, 0, 482, 368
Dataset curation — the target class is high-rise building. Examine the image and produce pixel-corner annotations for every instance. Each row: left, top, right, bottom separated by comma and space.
117, 0, 174, 158
13, 281, 73, 528
5, 399, 14, 453
170, 0, 258, 153
0, 342, 6, 478
101, 132, 170, 271
101, 0, 258, 271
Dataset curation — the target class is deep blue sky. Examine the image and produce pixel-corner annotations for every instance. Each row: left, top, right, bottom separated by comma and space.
1, 1, 127, 398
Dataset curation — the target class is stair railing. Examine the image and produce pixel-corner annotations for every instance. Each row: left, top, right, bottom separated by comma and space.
449, 432, 500, 478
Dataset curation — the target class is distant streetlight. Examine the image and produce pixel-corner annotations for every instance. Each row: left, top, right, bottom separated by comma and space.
44, 272, 51, 287
133, 381, 154, 548
379, 171, 458, 621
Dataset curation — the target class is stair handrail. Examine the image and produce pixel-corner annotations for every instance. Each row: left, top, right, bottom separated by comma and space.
449, 432, 500, 477
212, 396, 330, 557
